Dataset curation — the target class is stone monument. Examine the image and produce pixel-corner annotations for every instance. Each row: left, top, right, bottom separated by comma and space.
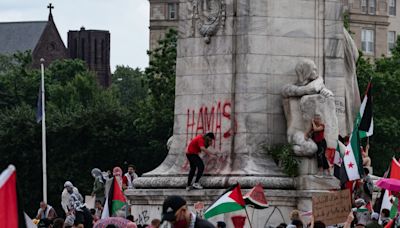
127, 0, 351, 227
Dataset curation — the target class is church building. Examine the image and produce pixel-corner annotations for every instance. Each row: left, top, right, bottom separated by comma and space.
0, 4, 68, 68
0, 4, 112, 87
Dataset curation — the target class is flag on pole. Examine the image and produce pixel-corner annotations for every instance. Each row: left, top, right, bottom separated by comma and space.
333, 140, 345, 181
377, 158, 400, 219
0, 165, 27, 228
204, 183, 245, 219
243, 183, 269, 209
342, 124, 364, 182
359, 82, 373, 138
101, 177, 126, 219
36, 86, 42, 123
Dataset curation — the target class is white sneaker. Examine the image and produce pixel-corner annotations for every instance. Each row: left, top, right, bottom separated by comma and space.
192, 183, 203, 189
186, 186, 192, 191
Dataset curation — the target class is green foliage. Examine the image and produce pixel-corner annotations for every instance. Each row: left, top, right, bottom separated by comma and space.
139, 29, 177, 140
356, 37, 400, 175
264, 144, 299, 177
111, 66, 147, 107
0, 30, 177, 217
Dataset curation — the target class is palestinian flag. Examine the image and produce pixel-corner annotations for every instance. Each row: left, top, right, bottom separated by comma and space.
204, 183, 245, 219
243, 183, 269, 209
342, 123, 364, 182
376, 158, 400, 219
358, 82, 373, 138
0, 165, 27, 228
101, 177, 126, 218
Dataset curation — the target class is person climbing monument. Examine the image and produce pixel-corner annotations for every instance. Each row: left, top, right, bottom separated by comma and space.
185, 132, 216, 190
305, 114, 330, 177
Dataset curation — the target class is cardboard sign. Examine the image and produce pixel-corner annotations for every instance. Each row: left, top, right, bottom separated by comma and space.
85, 195, 95, 209
312, 189, 352, 226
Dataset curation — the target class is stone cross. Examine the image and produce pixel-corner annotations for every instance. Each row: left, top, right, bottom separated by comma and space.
47, 3, 54, 15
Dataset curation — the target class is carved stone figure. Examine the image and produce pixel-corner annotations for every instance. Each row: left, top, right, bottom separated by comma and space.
282, 59, 339, 156
343, 28, 361, 135
192, 0, 226, 43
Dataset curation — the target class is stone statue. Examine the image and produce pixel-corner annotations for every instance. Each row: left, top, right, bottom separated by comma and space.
343, 28, 361, 135
282, 59, 339, 156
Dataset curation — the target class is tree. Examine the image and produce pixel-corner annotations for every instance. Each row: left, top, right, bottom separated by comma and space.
112, 65, 147, 107
0, 29, 178, 216
356, 38, 400, 175
137, 29, 177, 138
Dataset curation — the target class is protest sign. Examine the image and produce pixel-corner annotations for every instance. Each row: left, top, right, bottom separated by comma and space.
312, 189, 352, 226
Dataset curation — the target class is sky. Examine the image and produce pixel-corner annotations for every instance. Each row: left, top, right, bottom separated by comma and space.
0, 0, 150, 72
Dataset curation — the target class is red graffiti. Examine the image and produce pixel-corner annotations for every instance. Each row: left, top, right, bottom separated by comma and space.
182, 100, 237, 173
186, 100, 236, 151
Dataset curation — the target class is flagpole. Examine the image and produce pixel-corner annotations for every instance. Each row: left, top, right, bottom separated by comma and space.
244, 207, 253, 228
40, 58, 47, 203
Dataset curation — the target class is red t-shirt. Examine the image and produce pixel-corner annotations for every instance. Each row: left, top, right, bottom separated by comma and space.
312, 124, 325, 143
186, 135, 205, 155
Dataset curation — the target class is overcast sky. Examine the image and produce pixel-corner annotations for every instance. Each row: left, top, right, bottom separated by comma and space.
0, 0, 150, 72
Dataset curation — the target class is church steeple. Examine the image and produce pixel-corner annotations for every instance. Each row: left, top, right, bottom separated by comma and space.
47, 3, 54, 21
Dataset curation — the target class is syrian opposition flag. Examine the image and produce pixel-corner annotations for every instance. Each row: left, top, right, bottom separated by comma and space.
358, 82, 373, 138
0, 165, 27, 228
204, 183, 245, 219
243, 183, 269, 209
377, 158, 400, 219
342, 124, 364, 182
333, 141, 345, 181
101, 177, 126, 219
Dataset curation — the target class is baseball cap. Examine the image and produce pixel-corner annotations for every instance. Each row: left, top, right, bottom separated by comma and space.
161, 195, 187, 223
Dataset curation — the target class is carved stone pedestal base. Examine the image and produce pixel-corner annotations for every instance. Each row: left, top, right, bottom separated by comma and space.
133, 175, 295, 189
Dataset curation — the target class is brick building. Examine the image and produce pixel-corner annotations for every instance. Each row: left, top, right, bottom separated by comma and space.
149, 0, 179, 50
0, 7, 68, 68
68, 28, 111, 87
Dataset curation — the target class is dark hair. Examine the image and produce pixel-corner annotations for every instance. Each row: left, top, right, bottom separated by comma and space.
90, 208, 96, 215
95, 200, 102, 204
126, 215, 134, 222
291, 219, 303, 228
314, 221, 326, 228
205, 132, 215, 140
382, 208, 390, 217
276, 223, 287, 228
128, 164, 136, 170
151, 219, 161, 226
364, 167, 370, 175
217, 221, 226, 228
53, 218, 64, 228
106, 225, 117, 228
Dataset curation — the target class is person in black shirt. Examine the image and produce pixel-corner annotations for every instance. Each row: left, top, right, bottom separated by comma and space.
161, 195, 215, 228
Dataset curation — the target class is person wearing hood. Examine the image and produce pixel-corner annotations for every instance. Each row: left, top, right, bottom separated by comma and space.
61, 181, 82, 215
91, 168, 106, 204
